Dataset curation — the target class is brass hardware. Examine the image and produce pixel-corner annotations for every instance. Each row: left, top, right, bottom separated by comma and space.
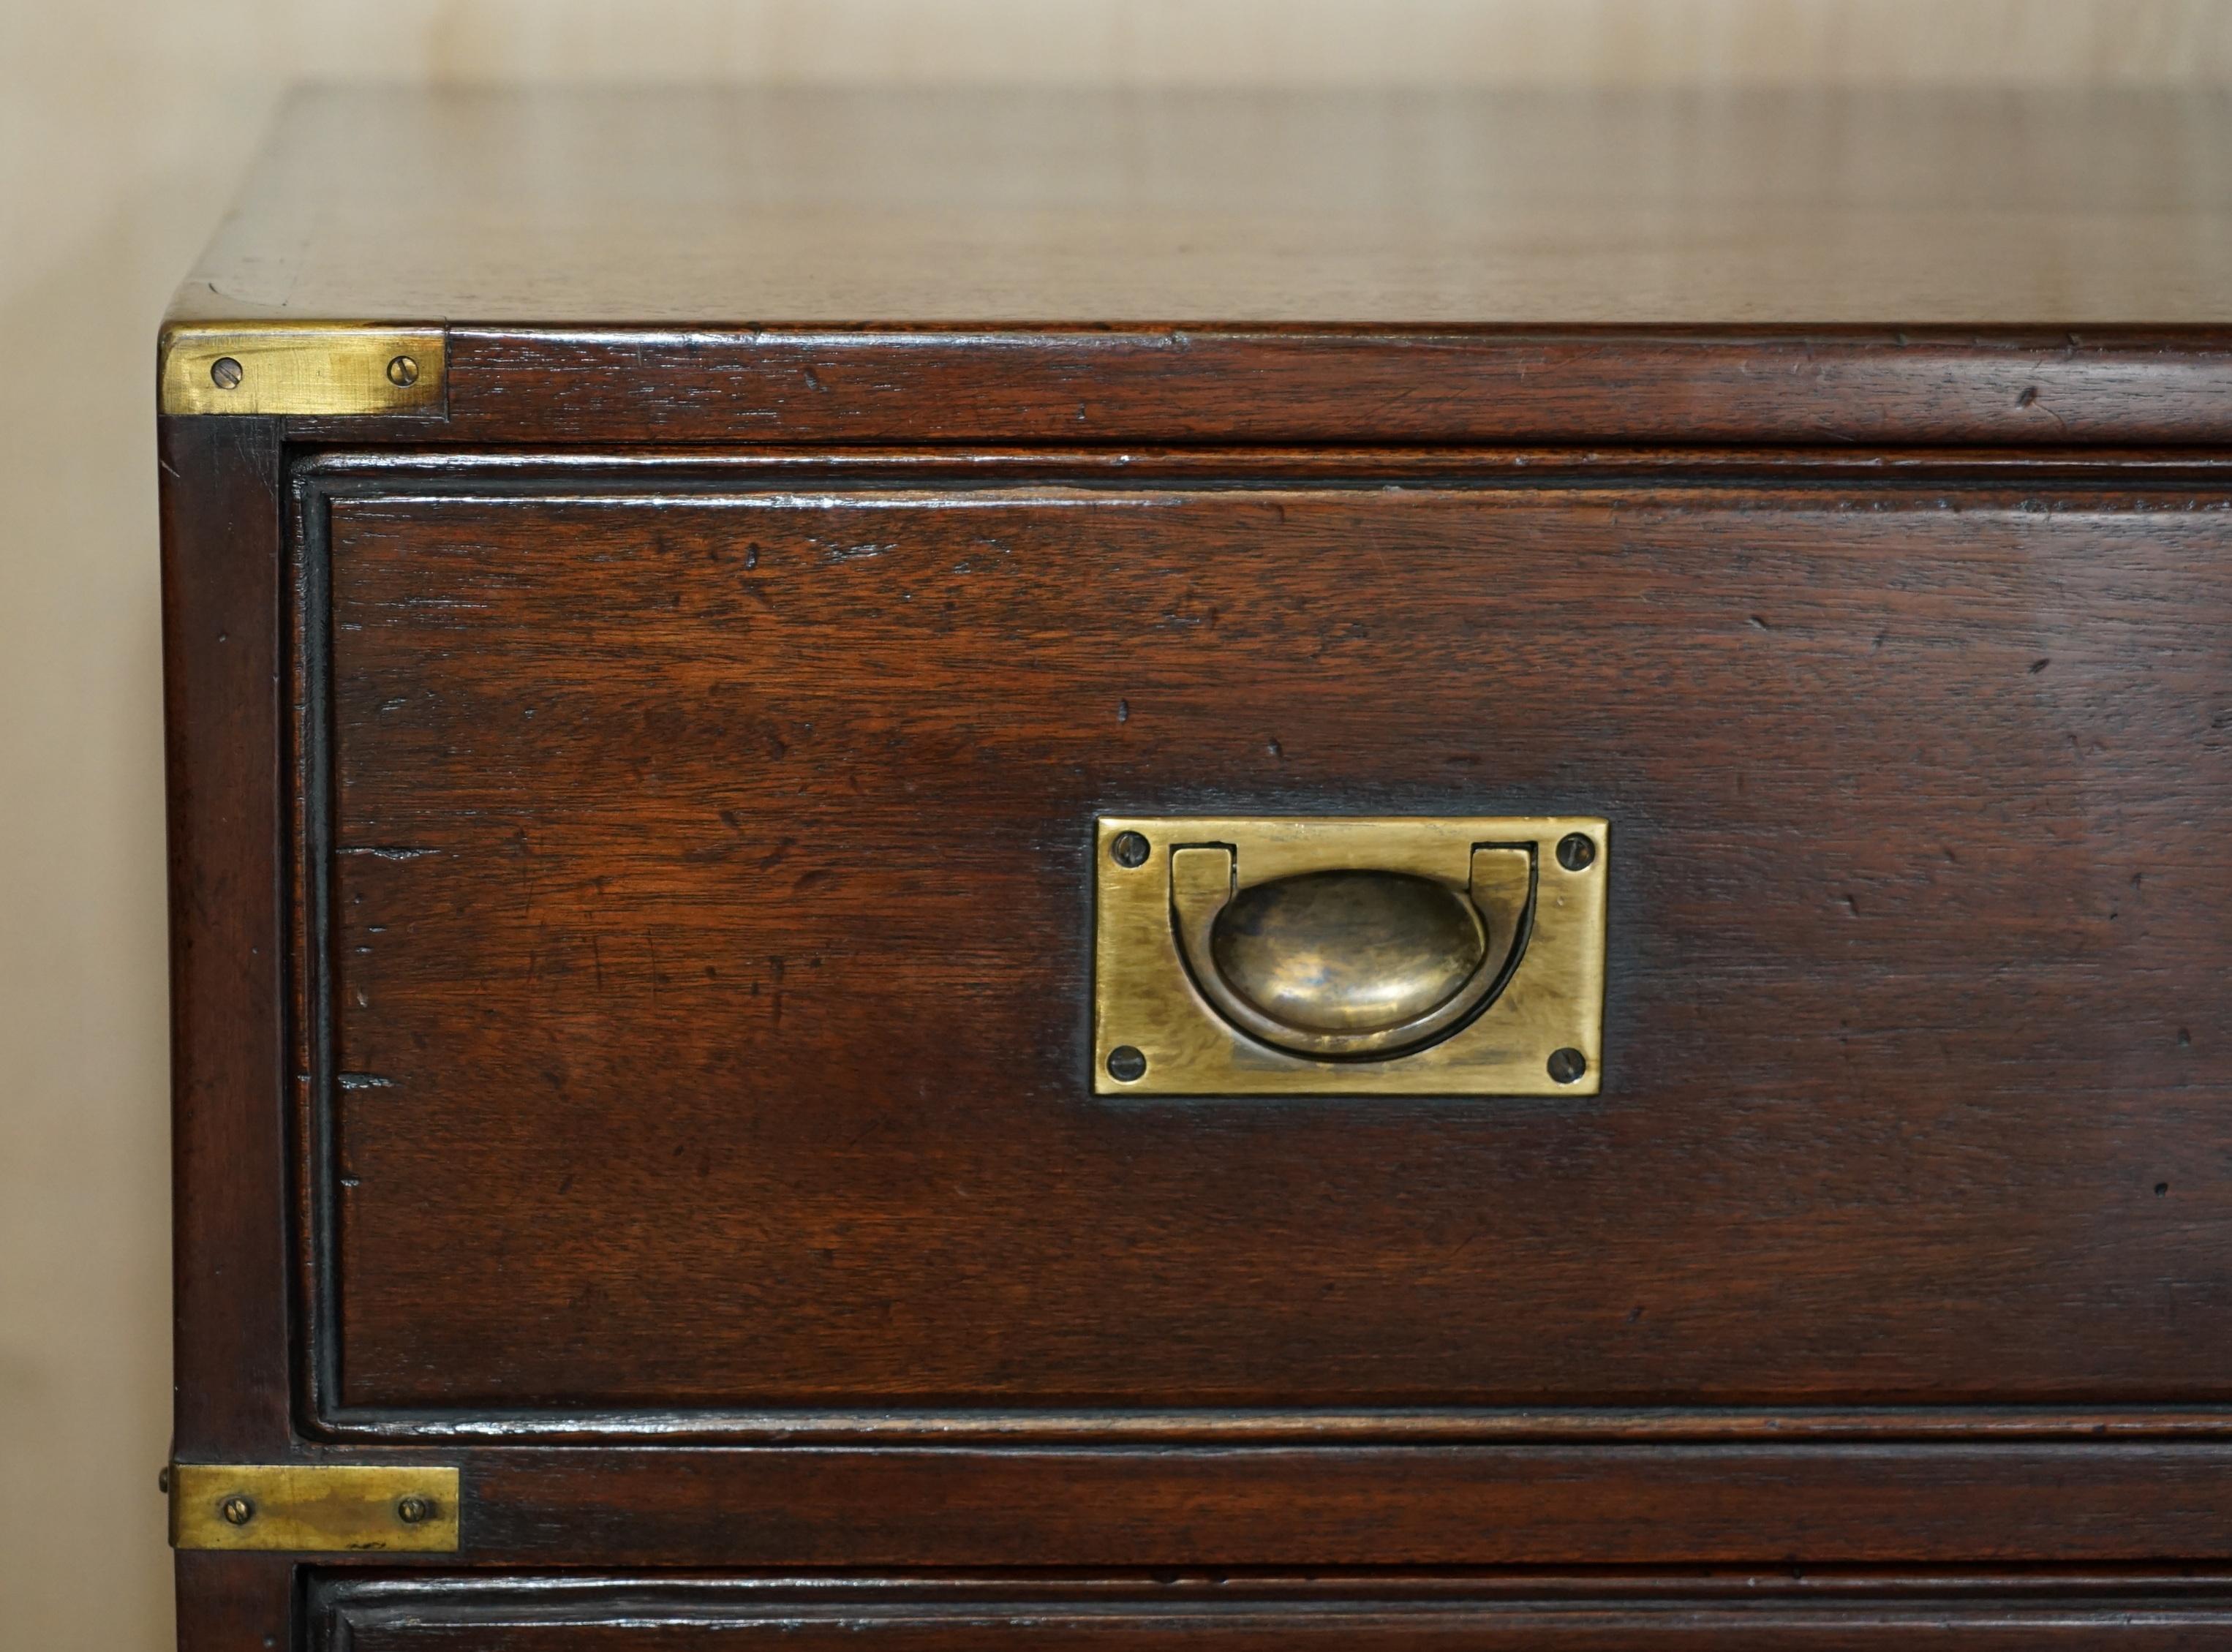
1173, 848, 1529, 1057
158, 323, 445, 415
168, 1463, 461, 1553
1094, 815, 1607, 1096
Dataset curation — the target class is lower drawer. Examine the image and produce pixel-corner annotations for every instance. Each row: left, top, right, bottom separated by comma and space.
311, 1574, 2232, 1651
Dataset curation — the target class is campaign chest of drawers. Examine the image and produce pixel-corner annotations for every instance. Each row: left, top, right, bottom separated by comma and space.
161, 88, 2232, 1648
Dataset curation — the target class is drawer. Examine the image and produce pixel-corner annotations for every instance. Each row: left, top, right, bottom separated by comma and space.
309, 1574, 2232, 1651
297, 457, 2231, 1430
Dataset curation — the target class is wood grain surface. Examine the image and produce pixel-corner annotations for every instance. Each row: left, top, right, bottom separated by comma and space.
380, 328, 2232, 450
445, 1441, 2232, 1565
190, 91, 2232, 450
305, 460, 2232, 1423
174, 88, 2232, 326
309, 1571, 2232, 1652
159, 417, 296, 1462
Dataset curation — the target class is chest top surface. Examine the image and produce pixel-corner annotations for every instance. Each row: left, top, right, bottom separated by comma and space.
173, 85, 2232, 328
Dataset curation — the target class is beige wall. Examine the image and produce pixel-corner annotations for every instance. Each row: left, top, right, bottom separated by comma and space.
3, 3, 2228, 1646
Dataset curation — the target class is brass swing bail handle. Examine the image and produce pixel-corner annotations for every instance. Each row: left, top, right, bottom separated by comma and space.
1171, 845, 1533, 1059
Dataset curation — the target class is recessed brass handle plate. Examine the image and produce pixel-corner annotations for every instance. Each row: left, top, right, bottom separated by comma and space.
1095, 816, 1607, 1095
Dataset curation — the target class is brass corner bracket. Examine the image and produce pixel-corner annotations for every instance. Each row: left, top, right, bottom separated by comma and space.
167, 1463, 461, 1553
159, 323, 447, 416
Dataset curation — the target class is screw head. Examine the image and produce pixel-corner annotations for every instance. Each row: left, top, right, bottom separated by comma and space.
1547, 1047, 1588, 1085
1109, 831, 1150, 868
209, 357, 244, 390
1556, 833, 1596, 872
395, 1493, 436, 1525
157, 1466, 171, 1495
386, 354, 419, 388
1106, 1045, 1147, 1082
219, 1495, 256, 1526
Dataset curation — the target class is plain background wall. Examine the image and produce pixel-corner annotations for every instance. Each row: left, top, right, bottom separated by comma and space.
4, 2, 2231, 1645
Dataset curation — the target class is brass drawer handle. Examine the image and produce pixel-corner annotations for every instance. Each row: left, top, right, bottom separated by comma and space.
1093, 816, 1607, 1096
1171, 845, 1530, 1058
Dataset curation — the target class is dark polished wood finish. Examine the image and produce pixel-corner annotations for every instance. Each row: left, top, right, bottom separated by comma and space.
164, 88, 2232, 1651
309, 1573, 2232, 1652
366, 329, 2232, 450
311, 465, 2228, 1421
160, 415, 293, 1460
177, 88, 2232, 327
453, 1442, 2232, 1566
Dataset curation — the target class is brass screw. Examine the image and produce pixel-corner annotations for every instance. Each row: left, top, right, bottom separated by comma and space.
395, 1493, 435, 1525
209, 357, 244, 390
1547, 1047, 1588, 1085
219, 1495, 256, 1526
386, 355, 419, 388
157, 1466, 171, 1494
1106, 1046, 1147, 1082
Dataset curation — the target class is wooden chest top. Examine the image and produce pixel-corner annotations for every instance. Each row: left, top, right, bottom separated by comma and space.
176, 87, 2232, 326
162, 88, 2232, 448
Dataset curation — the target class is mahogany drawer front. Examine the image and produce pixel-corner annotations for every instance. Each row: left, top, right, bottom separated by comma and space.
309, 1574, 2232, 1651
294, 459, 2231, 1431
